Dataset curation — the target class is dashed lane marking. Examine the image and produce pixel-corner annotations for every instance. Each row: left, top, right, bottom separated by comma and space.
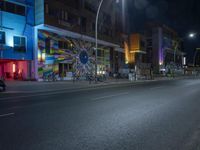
92, 92, 129, 101
0, 113, 15, 118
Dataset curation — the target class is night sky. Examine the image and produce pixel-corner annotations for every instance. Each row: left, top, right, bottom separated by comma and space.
128, 0, 200, 63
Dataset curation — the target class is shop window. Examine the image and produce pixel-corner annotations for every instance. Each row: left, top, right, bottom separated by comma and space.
14, 36, 26, 53
0, 31, 6, 44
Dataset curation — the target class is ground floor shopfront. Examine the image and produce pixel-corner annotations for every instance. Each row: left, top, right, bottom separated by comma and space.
33, 25, 125, 81
0, 59, 32, 80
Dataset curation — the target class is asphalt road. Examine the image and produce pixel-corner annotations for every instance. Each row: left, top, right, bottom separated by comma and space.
1, 79, 200, 150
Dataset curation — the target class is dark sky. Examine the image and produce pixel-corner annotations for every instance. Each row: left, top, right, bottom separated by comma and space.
128, 0, 200, 63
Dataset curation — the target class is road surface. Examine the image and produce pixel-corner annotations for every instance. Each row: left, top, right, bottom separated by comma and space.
0, 79, 200, 150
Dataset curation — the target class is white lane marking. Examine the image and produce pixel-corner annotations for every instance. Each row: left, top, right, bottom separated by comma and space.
0, 113, 15, 118
92, 92, 129, 101
3, 91, 32, 94
150, 86, 163, 90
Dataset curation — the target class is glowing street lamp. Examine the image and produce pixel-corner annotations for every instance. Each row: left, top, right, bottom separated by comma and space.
174, 33, 197, 64
173, 32, 197, 77
189, 33, 196, 38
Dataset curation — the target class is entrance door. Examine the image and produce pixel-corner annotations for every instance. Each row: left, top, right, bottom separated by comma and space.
59, 63, 72, 77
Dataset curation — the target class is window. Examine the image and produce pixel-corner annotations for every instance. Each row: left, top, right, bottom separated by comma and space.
58, 41, 68, 49
0, 1, 3, 9
15, 4, 25, 16
45, 3, 49, 14
4, 2, 15, 14
81, 17, 87, 32
0, 31, 6, 44
60, 10, 68, 21
92, 23, 95, 32
14, 36, 26, 52
1, 1, 26, 16
84, 2, 96, 13
140, 41, 145, 48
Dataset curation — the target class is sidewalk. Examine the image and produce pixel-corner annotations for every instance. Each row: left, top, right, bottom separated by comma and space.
3, 76, 198, 93
4, 78, 131, 93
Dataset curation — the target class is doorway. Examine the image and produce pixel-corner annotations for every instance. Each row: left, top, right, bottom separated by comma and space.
59, 63, 73, 77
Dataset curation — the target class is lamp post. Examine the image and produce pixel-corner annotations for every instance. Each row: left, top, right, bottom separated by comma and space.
95, 0, 123, 82
95, 0, 104, 82
173, 33, 196, 77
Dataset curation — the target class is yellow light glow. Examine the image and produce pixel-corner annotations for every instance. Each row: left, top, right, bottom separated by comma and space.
124, 41, 130, 64
42, 53, 46, 62
38, 52, 41, 62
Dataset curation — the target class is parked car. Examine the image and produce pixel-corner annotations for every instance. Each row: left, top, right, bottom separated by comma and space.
0, 80, 6, 91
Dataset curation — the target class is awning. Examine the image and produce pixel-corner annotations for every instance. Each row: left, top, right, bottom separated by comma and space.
35, 24, 120, 48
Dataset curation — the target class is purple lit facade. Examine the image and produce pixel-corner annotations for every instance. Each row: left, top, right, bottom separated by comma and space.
145, 23, 184, 73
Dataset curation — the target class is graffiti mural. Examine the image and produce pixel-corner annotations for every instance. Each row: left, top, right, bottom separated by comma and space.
38, 30, 95, 78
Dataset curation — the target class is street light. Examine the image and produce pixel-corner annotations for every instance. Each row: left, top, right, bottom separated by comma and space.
95, 0, 104, 82
189, 33, 196, 38
173, 32, 197, 76
95, 0, 124, 82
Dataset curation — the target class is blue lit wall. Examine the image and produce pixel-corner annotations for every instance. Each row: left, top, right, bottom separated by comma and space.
1, 0, 34, 60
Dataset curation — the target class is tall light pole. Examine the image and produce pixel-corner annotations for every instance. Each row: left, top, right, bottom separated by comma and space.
173, 33, 196, 77
95, 0, 104, 82
95, 0, 124, 82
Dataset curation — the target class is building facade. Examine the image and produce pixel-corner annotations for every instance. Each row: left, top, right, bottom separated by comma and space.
34, 0, 127, 80
145, 23, 184, 74
0, 0, 34, 80
125, 33, 151, 79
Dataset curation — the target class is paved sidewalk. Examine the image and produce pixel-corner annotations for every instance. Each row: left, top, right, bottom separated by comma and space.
3, 78, 131, 93
2, 76, 197, 93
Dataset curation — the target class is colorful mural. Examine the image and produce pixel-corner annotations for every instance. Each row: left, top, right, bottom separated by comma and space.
38, 30, 96, 79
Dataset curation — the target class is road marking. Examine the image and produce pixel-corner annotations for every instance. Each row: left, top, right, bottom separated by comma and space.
92, 92, 129, 101
150, 86, 163, 90
3, 91, 32, 94
0, 113, 15, 118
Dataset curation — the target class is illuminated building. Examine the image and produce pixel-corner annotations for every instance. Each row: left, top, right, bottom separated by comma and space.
145, 23, 185, 73
0, 0, 34, 80
124, 33, 150, 78
34, 0, 128, 80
